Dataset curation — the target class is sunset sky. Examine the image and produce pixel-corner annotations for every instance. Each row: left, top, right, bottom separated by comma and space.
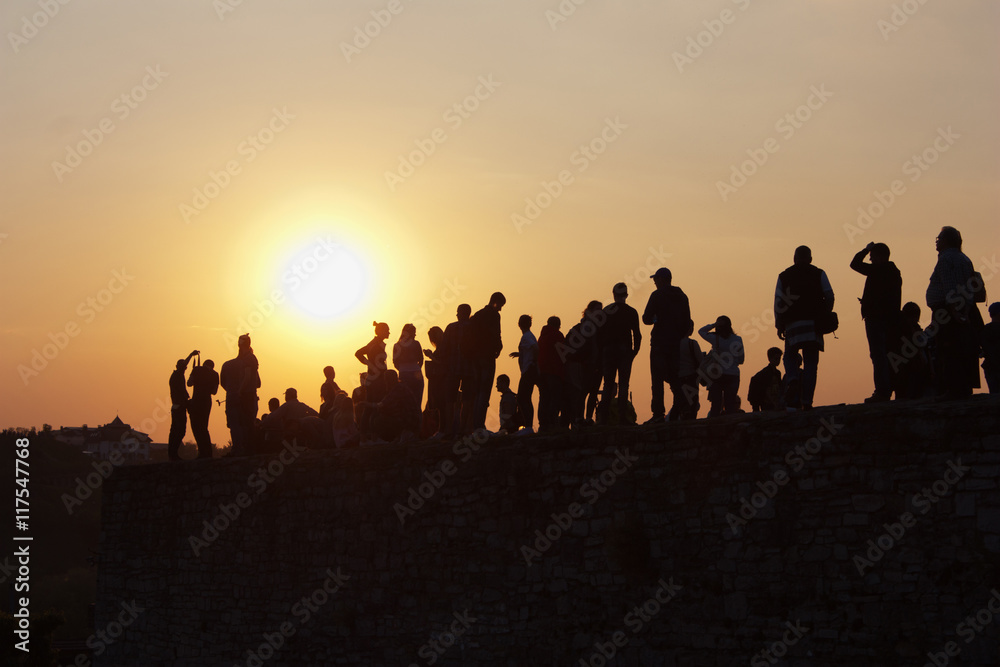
2, 1, 998, 439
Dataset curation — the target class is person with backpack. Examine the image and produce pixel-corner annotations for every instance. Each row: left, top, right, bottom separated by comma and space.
774, 246, 835, 410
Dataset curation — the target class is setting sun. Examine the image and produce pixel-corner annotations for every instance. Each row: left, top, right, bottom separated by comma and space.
277, 234, 369, 322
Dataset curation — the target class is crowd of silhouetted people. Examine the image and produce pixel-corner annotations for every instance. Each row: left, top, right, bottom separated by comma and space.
165, 226, 997, 459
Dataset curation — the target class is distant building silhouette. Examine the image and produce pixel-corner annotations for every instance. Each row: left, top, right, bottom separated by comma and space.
53, 417, 152, 463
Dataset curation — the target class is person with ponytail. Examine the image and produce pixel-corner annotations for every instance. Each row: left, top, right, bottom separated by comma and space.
356, 321, 390, 438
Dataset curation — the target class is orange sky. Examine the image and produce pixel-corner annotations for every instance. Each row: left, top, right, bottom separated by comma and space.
2, 1, 998, 438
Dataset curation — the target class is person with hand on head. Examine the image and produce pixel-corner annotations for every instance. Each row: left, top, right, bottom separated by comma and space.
850, 241, 902, 403
187, 353, 219, 459
699, 316, 745, 417
168, 349, 199, 461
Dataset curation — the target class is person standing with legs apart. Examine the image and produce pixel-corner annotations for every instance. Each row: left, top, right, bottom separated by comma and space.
642, 269, 690, 424
597, 283, 642, 425
775, 246, 834, 410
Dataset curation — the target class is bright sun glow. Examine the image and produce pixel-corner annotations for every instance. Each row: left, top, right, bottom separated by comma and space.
278, 235, 368, 321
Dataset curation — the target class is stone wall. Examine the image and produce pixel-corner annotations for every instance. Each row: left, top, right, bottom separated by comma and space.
96, 397, 1000, 666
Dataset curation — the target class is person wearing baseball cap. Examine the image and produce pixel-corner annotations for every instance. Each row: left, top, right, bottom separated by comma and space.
642, 268, 691, 423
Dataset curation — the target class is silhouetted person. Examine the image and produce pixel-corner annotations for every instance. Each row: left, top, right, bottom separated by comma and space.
187, 355, 219, 459
674, 320, 703, 420
537, 316, 565, 431
168, 350, 198, 461
423, 326, 446, 436
220, 334, 261, 456
581, 302, 605, 424
781, 349, 803, 411
393, 323, 425, 409
276, 387, 327, 448
775, 246, 834, 410
495, 374, 518, 434
851, 242, 902, 402
442, 304, 473, 438
468, 292, 506, 432
563, 301, 603, 427
597, 283, 642, 425
276, 387, 319, 421
982, 302, 1000, 394
509, 314, 539, 433
926, 226, 983, 399
892, 302, 932, 400
748, 347, 783, 412
332, 393, 359, 448
356, 322, 390, 438
699, 316, 745, 416
352, 374, 367, 431
319, 366, 342, 419
260, 397, 283, 453
642, 269, 689, 423
368, 370, 421, 443
600, 380, 637, 425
